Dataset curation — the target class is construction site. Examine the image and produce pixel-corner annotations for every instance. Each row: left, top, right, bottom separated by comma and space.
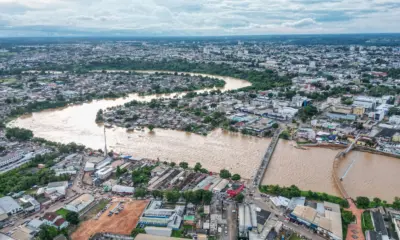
71, 199, 148, 240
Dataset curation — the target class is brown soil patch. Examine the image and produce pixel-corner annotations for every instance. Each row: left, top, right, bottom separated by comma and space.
71, 199, 148, 240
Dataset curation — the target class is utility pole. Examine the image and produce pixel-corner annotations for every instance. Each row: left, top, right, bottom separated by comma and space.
104, 126, 108, 157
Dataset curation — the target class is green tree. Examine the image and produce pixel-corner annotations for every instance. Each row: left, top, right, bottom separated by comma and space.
116, 166, 122, 178
220, 169, 231, 179
66, 211, 79, 225
5, 127, 33, 141
341, 210, 355, 225
373, 197, 382, 207
231, 174, 241, 181
235, 193, 245, 203
272, 123, 279, 129
194, 162, 202, 172
356, 196, 370, 209
134, 188, 147, 198
131, 228, 146, 237
279, 130, 291, 140
170, 162, 176, 167
37, 225, 59, 240
165, 190, 181, 203
152, 190, 163, 199
179, 162, 189, 169
95, 109, 104, 123
147, 124, 155, 132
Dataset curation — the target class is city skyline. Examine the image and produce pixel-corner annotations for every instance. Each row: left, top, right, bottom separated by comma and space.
0, 0, 400, 37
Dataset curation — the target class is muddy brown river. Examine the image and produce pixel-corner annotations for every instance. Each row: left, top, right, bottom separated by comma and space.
10, 71, 400, 201
262, 140, 400, 201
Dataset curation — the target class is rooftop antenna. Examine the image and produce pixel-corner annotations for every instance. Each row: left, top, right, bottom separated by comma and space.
104, 126, 108, 157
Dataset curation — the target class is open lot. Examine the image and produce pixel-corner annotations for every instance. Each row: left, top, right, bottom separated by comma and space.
71, 199, 148, 240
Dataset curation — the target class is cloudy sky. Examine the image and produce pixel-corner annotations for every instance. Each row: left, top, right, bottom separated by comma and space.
0, 0, 399, 37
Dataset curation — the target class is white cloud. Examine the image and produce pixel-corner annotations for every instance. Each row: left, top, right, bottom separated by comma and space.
0, 0, 398, 36
282, 18, 319, 28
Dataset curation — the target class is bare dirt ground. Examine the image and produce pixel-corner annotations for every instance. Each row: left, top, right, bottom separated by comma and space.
71, 199, 148, 240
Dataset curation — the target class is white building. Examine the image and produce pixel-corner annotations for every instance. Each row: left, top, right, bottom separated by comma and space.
95, 166, 113, 180
112, 185, 135, 194
0, 196, 23, 215
389, 115, 400, 125
64, 193, 94, 213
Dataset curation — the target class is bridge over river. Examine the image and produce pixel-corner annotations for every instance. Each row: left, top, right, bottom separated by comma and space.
252, 129, 282, 187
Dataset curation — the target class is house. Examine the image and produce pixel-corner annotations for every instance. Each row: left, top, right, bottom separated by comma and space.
42, 212, 69, 229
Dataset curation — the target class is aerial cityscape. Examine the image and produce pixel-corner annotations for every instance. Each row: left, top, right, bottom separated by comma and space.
1, 30, 400, 240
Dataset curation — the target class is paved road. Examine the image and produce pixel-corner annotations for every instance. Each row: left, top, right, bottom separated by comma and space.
226, 202, 237, 240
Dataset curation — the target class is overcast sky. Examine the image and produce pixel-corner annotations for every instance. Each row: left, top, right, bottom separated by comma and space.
0, 0, 399, 37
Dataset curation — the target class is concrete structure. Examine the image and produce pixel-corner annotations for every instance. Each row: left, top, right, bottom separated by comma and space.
19, 195, 40, 213
64, 193, 94, 213
11, 219, 43, 240
290, 201, 343, 240
353, 106, 365, 116
112, 185, 135, 194
135, 234, 188, 240
327, 112, 357, 121
238, 204, 245, 233
45, 181, 68, 196
84, 162, 95, 171
138, 201, 184, 230
0, 196, 22, 215
95, 166, 113, 180
389, 115, 400, 125
144, 227, 172, 237
212, 179, 229, 192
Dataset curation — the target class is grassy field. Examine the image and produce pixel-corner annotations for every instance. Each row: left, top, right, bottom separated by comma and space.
56, 208, 71, 218
289, 234, 303, 240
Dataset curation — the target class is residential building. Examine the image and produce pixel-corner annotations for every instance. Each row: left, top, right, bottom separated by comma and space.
42, 212, 69, 229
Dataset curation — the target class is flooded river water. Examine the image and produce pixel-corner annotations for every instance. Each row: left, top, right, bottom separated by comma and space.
10, 71, 400, 200
11, 72, 272, 178
262, 140, 400, 201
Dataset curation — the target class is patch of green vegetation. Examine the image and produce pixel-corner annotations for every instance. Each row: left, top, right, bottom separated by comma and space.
289, 234, 302, 240
55, 208, 71, 218
171, 230, 187, 238
0, 78, 17, 83
341, 210, 355, 239
362, 211, 374, 236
